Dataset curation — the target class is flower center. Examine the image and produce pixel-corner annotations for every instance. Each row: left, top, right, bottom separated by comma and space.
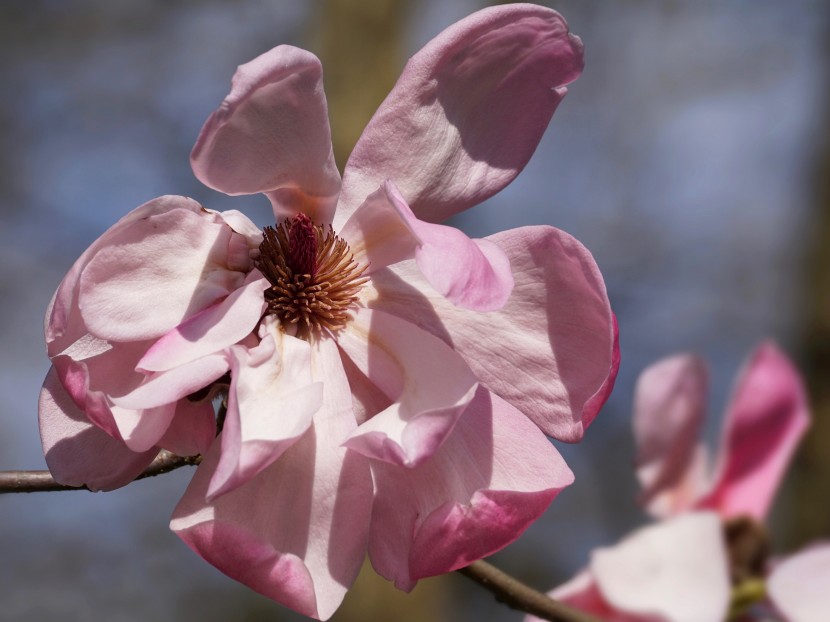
256, 214, 368, 339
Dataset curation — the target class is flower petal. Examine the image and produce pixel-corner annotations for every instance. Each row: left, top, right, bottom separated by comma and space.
207, 324, 323, 500
46, 195, 201, 353
368, 387, 573, 591
591, 513, 731, 622
542, 571, 628, 622
338, 182, 421, 272
336, 308, 478, 467
369, 225, 618, 442
39, 367, 158, 491
79, 205, 251, 341
340, 181, 512, 310
767, 543, 830, 622
110, 403, 177, 453
336, 4, 583, 227
191, 45, 340, 223
343, 180, 513, 311
138, 273, 268, 372
111, 353, 230, 410
634, 354, 711, 518
51, 338, 159, 440
698, 343, 810, 521
170, 338, 372, 620
157, 398, 216, 457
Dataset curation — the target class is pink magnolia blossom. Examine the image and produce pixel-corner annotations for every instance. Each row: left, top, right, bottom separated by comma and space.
529, 343, 823, 622
39, 5, 619, 619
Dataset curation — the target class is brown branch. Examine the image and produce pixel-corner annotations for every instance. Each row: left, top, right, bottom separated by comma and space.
457, 559, 601, 622
0, 450, 202, 494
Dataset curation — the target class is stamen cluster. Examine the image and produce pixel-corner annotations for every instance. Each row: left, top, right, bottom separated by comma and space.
256, 214, 368, 338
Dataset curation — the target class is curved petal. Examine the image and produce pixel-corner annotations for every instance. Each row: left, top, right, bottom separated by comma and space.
51, 339, 159, 439
369, 225, 617, 442
768, 543, 830, 622
698, 343, 810, 521
216, 209, 264, 247
543, 571, 636, 622
38, 367, 157, 491
634, 354, 711, 518
191, 45, 340, 223
79, 206, 251, 342
170, 338, 372, 620
591, 513, 731, 622
336, 4, 583, 227
46, 195, 203, 353
336, 308, 478, 467
139, 273, 268, 372
207, 324, 323, 500
338, 182, 421, 272
368, 387, 573, 591
111, 403, 177, 453
157, 398, 217, 457
340, 181, 513, 310
111, 352, 230, 411
45, 197, 227, 439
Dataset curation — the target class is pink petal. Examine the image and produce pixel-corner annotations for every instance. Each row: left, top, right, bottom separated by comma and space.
698, 343, 810, 521
191, 45, 341, 224
768, 543, 830, 622
157, 398, 216, 457
46, 195, 203, 353
139, 273, 268, 372
336, 308, 478, 467
171, 338, 372, 620
217, 209, 264, 247
338, 182, 421, 272
368, 387, 573, 591
369, 225, 617, 442
340, 181, 513, 310
207, 323, 323, 500
45, 197, 232, 439
79, 205, 251, 342
111, 403, 177, 453
591, 513, 731, 622
51, 338, 159, 440
338, 351, 393, 426
634, 354, 711, 518
543, 571, 639, 622
336, 4, 583, 227
111, 353, 230, 410
39, 367, 158, 491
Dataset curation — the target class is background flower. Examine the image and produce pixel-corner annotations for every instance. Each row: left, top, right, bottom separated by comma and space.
531, 344, 822, 622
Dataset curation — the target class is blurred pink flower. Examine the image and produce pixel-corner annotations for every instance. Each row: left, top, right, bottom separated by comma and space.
39, 4, 619, 619
529, 344, 826, 622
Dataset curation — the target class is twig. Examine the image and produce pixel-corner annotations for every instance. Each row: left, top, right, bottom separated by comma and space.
457, 559, 601, 622
0, 450, 202, 494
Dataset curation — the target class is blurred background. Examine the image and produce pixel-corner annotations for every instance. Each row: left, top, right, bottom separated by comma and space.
1, 0, 828, 620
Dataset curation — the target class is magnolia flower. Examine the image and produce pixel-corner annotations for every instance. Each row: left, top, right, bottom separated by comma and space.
39, 5, 619, 619
529, 343, 827, 622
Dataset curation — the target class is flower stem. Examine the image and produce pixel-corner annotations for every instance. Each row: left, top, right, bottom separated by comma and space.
457, 560, 602, 622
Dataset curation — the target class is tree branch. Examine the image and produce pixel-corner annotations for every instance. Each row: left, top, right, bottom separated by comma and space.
457, 560, 601, 622
0, 450, 202, 494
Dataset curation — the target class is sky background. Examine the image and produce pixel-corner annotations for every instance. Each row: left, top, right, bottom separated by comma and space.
0, 1, 827, 620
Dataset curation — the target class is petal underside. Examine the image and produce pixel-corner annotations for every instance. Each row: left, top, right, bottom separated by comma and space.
336, 4, 583, 227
